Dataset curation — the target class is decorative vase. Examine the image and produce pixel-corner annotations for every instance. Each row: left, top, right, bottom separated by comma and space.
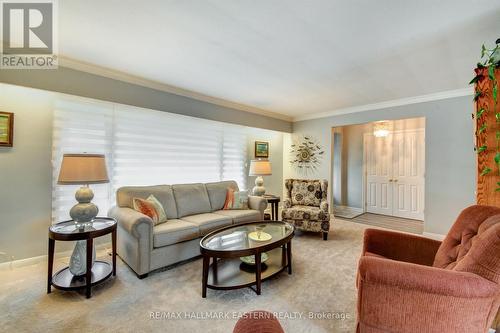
69, 240, 96, 276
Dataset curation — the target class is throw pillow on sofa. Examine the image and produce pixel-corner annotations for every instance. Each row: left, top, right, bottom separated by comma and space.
133, 195, 167, 225
223, 188, 249, 210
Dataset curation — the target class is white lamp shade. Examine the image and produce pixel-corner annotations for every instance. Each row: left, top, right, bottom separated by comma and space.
249, 159, 272, 176
58, 154, 109, 185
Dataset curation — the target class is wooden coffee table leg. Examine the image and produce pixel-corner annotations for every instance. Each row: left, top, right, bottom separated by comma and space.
202, 255, 209, 298
287, 240, 292, 275
86, 238, 93, 299
47, 238, 55, 294
255, 252, 262, 295
212, 257, 218, 282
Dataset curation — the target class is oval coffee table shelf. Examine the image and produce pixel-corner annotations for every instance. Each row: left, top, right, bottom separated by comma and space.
52, 261, 112, 291
207, 248, 285, 289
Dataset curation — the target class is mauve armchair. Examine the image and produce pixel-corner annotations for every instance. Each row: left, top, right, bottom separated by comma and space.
356, 205, 500, 333
233, 311, 284, 333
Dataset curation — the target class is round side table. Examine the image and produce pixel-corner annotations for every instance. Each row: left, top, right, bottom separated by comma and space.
47, 217, 117, 298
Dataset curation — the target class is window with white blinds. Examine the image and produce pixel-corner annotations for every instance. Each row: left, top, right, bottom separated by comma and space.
52, 99, 248, 223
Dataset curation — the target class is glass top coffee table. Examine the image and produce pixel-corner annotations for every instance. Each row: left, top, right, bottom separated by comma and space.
199, 221, 294, 297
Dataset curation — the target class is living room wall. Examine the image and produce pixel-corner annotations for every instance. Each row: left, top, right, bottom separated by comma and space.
0, 83, 285, 262
285, 96, 476, 236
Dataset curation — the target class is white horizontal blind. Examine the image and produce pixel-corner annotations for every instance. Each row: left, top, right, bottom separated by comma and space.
52, 99, 114, 223
52, 99, 248, 223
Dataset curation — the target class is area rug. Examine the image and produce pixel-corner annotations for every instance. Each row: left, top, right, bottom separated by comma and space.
0, 218, 368, 333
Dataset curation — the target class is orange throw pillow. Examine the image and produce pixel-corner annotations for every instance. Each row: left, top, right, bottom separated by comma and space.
133, 197, 160, 224
223, 188, 235, 210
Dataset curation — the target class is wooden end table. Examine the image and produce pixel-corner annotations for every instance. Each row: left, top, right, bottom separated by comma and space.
47, 217, 117, 298
263, 195, 280, 220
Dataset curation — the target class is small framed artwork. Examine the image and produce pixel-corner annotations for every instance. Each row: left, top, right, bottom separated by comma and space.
255, 141, 269, 158
0, 112, 14, 147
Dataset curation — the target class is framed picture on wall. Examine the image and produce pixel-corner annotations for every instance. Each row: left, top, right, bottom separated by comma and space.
0, 112, 14, 147
255, 141, 269, 158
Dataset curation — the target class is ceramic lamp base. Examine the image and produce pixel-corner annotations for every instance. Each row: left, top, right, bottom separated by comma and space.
70, 186, 99, 223
252, 176, 266, 196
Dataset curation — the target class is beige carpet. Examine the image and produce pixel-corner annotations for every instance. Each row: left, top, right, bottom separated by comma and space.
0, 219, 369, 333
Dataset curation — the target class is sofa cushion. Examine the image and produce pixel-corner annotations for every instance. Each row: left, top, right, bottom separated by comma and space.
181, 213, 232, 235
205, 180, 239, 211
172, 183, 211, 218
214, 209, 261, 224
153, 219, 200, 248
117, 185, 178, 219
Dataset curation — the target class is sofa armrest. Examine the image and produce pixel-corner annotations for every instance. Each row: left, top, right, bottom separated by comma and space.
363, 228, 441, 266
248, 196, 268, 219
358, 256, 498, 298
108, 206, 153, 240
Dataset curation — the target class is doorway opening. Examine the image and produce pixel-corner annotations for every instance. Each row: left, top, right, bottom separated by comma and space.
331, 117, 425, 233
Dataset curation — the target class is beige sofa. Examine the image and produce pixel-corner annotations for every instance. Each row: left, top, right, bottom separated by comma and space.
108, 180, 267, 278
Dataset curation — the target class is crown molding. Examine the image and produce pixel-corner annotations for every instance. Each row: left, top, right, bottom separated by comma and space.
58, 56, 293, 122
293, 87, 474, 122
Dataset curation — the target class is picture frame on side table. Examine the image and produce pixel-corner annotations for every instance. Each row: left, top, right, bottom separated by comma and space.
255, 141, 269, 158
0, 112, 14, 147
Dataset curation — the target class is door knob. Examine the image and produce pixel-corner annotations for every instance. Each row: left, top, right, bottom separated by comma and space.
389, 179, 393, 182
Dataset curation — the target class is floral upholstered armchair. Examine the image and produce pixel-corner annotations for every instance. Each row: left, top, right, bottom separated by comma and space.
281, 179, 330, 240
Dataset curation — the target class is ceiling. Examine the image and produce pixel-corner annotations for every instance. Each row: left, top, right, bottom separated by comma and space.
59, 0, 500, 120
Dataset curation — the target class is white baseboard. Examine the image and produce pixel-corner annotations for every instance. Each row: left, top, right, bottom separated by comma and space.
0, 242, 111, 271
422, 232, 446, 241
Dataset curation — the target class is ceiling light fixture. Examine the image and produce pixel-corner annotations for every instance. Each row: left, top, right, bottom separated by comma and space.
373, 121, 391, 137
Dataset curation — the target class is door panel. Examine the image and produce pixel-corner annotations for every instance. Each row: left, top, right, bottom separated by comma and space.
365, 134, 393, 215
391, 130, 425, 220
364, 129, 425, 220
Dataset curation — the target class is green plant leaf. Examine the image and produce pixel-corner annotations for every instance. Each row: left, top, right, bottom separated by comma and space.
477, 108, 486, 118
493, 85, 498, 103
474, 91, 482, 101
495, 187, 500, 192
496, 112, 500, 121
481, 167, 492, 176
478, 124, 487, 134
477, 62, 486, 69
478, 145, 487, 153
470, 75, 481, 85
481, 44, 486, 58
494, 152, 500, 164
489, 65, 495, 80
496, 130, 500, 140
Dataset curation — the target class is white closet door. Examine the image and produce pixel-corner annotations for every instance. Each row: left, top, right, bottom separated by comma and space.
392, 130, 425, 220
365, 134, 393, 216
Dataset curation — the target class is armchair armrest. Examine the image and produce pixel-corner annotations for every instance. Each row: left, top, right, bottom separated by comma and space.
358, 256, 498, 298
283, 198, 292, 209
320, 199, 328, 213
363, 228, 441, 266
108, 206, 153, 238
357, 256, 500, 333
248, 196, 268, 219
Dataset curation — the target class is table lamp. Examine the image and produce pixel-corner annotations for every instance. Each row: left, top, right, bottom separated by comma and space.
57, 153, 109, 275
249, 159, 272, 196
